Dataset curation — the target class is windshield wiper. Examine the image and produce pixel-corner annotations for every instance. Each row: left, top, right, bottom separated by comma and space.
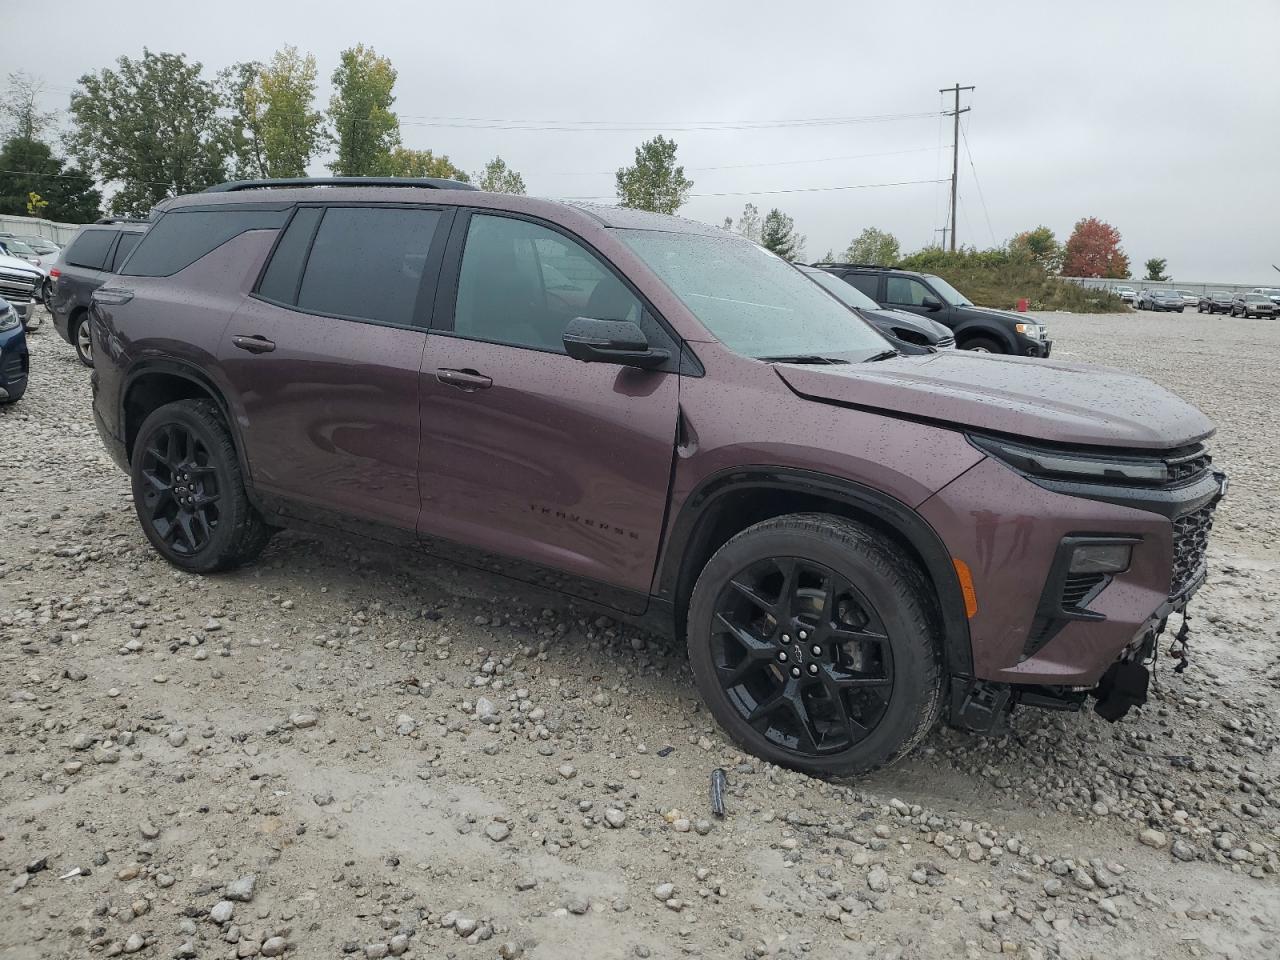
758, 354, 850, 365
864, 350, 900, 362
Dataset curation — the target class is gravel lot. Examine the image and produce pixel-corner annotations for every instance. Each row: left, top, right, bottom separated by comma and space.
2, 309, 1277, 960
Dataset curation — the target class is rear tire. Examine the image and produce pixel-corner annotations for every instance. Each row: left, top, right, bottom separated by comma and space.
130, 399, 273, 573
960, 336, 1002, 354
71, 314, 93, 367
686, 513, 944, 776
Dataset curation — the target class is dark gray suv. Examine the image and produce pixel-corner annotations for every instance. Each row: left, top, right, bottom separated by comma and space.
50, 218, 148, 366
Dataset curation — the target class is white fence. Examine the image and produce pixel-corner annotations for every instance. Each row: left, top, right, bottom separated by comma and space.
0, 214, 83, 245
1063, 276, 1276, 297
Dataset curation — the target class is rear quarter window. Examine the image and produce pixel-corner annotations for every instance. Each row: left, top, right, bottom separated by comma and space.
843, 272, 880, 299
64, 229, 118, 270
120, 208, 290, 278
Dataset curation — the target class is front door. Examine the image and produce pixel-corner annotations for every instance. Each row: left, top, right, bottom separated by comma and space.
218, 204, 450, 533
882, 274, 950, 326
417, 212, 680, 607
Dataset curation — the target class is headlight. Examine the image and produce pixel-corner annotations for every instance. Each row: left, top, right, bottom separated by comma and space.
1015, 322, 1045, 339
970, 435, 1168, 484
0, 305, 19, 333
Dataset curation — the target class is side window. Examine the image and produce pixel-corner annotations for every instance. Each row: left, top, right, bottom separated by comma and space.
453, 214, 641, 353
884, 276, 932, 306
257, 207, 323, 305
111, 232, 141, 271
121, 208, 289, 277
65, 229, 117, 270
844, 273, 880, 299
296, 206, 443, 326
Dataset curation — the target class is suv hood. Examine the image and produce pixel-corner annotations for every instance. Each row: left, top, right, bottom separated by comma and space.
0, 252, 42, 277
860, 307, 951, 340
957, 304, 1038, 326
774, 351, 1214, 449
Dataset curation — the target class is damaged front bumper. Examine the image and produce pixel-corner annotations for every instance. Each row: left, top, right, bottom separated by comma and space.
946, 469, 1228, 735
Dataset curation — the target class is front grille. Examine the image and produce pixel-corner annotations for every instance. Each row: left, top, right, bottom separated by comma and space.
0, 269, 38, 303
1171, 502, 1216, 596
936, 336, 956, 349
1060, 572, 1106, 608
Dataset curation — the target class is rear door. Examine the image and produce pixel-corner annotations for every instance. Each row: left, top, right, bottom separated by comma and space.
416, 210, 681, 607
109, 230, 143, 272
218, 203, 452, 534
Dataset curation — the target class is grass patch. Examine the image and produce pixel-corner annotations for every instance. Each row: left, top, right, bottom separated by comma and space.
896, 249, 1129, 313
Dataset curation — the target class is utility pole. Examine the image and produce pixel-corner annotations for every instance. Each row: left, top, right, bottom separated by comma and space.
940, 83, 974, 252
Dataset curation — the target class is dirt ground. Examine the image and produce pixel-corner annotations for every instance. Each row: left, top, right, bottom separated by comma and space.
1, 309, 1277, 960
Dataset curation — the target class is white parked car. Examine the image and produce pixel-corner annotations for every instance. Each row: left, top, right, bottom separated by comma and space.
1175, 289, 1198, 306
1109, 284, 1137, 303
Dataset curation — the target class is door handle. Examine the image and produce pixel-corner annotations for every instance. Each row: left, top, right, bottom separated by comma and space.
435, 368, 493, 391
232, 335, 276, 354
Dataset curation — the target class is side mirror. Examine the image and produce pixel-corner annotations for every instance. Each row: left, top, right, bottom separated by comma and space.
563, 317, 670, 369
921, 296, 943, 311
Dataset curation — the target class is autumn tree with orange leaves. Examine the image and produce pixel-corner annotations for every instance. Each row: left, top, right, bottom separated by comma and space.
1062, 217, 1130, 279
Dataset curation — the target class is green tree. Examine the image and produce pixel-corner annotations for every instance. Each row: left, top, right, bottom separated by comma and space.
1, 71, 57, 142
240, 46, 326, 179
615, 135, 691, 214
1009, 225, 1062, 272
1144, 257, 1169, 281
759, 208, 805, 261
219, 60, 265, 180
327, 45, 399, 176
476, 156, 525, 194
843, 227, 900, 265
66, 50, 228, 215
0, 137, 101, 221
735, 202, 761, 242
389, 147, 469, 181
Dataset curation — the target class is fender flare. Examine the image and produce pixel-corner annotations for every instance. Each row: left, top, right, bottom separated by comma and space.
120, 359, 254, 484
952, 319, 1017, 353
656, 466, 973, 677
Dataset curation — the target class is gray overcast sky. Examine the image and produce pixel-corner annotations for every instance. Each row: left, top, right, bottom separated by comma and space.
5, 0, 1279, 282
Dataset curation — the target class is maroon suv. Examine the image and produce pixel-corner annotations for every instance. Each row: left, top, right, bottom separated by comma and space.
88, 177, 1226, 774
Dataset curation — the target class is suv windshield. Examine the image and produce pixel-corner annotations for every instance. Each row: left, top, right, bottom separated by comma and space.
2, 238, 37, 256
618, 230, 887, 361
923, 274, 973, 306
798, 265, 881, 310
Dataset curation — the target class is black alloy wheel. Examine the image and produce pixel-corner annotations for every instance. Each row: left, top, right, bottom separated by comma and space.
687, 514, 943, 775
130, 399, 273, 572
709, 556, 893, 757
137, 422, 222, 557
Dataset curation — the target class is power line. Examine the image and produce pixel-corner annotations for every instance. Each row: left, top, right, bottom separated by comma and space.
545, 145, 943, 177
959, 119, 997, 247
389, 110, 943, 132
563, 177, 948, 201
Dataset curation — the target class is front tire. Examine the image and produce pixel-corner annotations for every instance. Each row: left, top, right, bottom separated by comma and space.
960, 336, 1002, 354
130, 399, 272, 573
686, 514, 944, 776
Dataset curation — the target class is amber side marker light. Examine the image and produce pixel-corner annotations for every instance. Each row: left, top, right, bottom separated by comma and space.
952, 558, 978, 618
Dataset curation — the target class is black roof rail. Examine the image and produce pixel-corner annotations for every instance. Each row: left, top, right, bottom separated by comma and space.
94, 216, 150, 225
810, 261, 903, 270
203, 176, 478, 193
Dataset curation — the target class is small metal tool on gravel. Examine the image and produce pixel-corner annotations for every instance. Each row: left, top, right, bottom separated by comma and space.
710, 768, 728, 817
